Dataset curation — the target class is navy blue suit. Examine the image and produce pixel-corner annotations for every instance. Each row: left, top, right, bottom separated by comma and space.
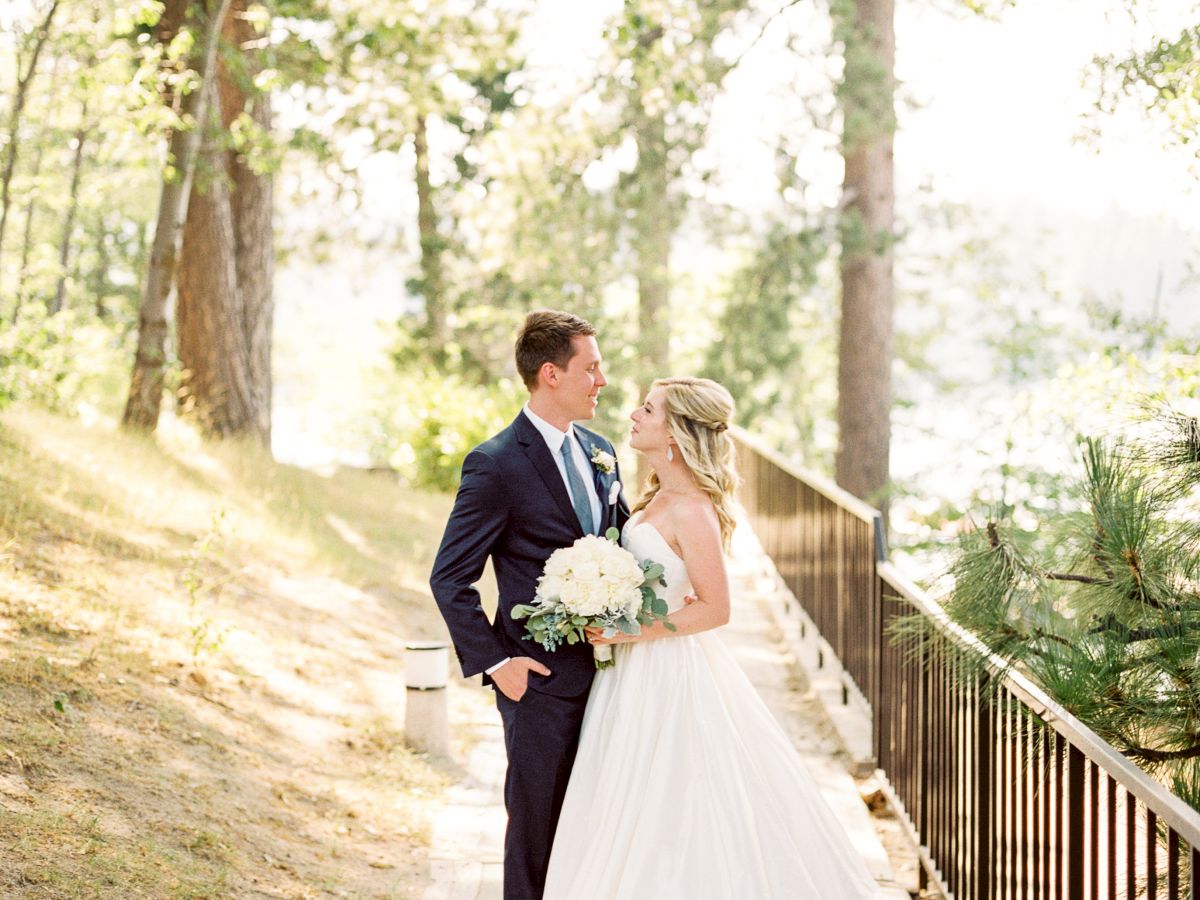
429, 410, 630, 899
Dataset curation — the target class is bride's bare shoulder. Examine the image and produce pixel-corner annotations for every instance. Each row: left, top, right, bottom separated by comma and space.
666, 494, 720, 542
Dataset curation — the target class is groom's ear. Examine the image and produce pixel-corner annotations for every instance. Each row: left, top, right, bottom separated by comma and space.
539, 361, 559, 389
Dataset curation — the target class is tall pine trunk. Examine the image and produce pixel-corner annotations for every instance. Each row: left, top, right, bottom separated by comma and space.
175, 0, 272, 444
223, 0, 274, 443
633, 109, 672, 489
0, 0, 61, 302
15, 139, 46, 318
833, 0, 895, 511
91, 210, 111, 319
123, 0, 231, 432
414, 113, 447, 361
52, 94, 91, 314
176, 92, 256, 437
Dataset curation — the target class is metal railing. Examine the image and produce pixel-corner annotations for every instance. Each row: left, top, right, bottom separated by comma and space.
733, 428, 1200, 899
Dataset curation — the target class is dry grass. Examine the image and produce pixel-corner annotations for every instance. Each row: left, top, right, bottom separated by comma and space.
0, 406, 474, 898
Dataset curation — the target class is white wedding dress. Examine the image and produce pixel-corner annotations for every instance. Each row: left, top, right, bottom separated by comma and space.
543, 517, 882, 899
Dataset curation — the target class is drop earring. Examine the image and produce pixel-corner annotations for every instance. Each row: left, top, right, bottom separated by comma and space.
666, 445, 674, 463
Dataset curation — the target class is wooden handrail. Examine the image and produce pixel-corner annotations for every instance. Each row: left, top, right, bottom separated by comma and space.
729, 425, 880, 525
880, 562, 1200, 848
733, 429, 1200, 897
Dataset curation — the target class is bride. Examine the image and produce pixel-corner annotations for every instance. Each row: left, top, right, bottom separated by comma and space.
542, 376, 881, 899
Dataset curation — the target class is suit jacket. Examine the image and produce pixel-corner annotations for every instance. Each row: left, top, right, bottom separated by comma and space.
429, 410, 632, 698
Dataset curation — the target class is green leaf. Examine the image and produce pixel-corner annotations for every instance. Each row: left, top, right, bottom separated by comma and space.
651, 596, 668, 617
606, 527, 621, 542
566, 631, 579, 645
642, 562, 665, 582
617, 617, 640, 635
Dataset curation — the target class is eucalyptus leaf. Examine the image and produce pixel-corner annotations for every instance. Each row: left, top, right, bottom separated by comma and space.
617, 617, 640, 635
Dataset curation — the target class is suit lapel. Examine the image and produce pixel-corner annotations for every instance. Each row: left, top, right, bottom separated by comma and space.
515, 412, 583, 538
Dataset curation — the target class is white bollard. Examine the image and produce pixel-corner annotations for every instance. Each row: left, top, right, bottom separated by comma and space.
404, 641, 449, 757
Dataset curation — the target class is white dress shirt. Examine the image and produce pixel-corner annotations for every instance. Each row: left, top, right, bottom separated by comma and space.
521, 404, 603, 528
487, 405, 604, 676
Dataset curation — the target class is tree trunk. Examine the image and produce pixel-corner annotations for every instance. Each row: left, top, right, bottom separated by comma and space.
833, 0, 895, 512
176, 93, 257, 437
123, 0, 231, 432
0, 0, 61, 300
633, 109, 672, 489
220, 0, 274, 443
14, 139, 47, 319
52, 94, 91, 315
173, 0, 272, 445
91, 210, 110, 319
414, 112, 448, 360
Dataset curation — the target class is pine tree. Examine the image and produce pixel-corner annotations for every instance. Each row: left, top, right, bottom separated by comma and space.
943, 407, 1200, 807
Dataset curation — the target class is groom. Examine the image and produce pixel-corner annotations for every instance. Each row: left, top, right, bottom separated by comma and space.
429, 309, 630, 899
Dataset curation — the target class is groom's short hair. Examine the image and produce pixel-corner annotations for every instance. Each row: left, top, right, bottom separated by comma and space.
516, 309, 597, 390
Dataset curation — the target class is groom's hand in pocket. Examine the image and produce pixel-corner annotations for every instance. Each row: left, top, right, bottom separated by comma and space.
492, 657, 551, 702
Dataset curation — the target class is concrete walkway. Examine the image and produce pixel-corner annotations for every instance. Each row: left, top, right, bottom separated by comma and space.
421, 691, 507, 900
421, 544, 914, 900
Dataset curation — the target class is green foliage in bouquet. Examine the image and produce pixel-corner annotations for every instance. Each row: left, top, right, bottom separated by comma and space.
908, 407, 1200, 809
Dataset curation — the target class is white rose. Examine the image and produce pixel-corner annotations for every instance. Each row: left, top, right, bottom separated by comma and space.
545, 551, 570, 577
563, 582, 597, 617
572, 559, 601, 583
599, 553, 627, 577
559, 579, 585, 609
539, 574, 565, 600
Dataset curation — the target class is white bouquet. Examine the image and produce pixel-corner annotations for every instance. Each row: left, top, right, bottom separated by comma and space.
512, 528, 673, 669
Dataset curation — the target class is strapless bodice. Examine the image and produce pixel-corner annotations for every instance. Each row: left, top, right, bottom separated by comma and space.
621, 518, 693, 613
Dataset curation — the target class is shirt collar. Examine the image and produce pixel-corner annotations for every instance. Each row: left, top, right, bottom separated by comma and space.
523, 403, 575, 454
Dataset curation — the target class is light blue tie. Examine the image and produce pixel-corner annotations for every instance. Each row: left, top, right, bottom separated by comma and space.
559, 438, 595, 535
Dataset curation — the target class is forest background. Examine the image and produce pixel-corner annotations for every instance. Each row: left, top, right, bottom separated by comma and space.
3, 0, 1199, 576
3, 0, 1200, 891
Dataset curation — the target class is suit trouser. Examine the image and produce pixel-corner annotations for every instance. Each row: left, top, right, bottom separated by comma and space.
495, 684, 590, 900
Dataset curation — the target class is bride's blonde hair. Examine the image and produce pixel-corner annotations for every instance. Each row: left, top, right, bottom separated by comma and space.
632, 376, 740, 551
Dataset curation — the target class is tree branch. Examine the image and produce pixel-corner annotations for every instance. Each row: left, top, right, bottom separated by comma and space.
1125, 742, 1200, 764
1045, 572, 1108, 585
725, 0, 806, 76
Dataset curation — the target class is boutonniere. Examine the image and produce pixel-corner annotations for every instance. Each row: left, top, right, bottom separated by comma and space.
590, 447, 616, 474
608, 480, 622, 506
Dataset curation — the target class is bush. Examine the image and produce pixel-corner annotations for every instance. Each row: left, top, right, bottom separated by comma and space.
0, 307, 131, 415
365, 369, 524, 491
